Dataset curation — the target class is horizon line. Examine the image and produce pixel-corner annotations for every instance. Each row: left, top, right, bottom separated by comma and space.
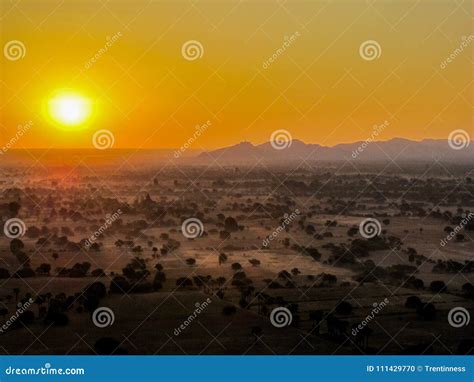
3, 136, 458, 152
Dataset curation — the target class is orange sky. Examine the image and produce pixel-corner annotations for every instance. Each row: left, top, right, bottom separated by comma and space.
0, 0, 472, 150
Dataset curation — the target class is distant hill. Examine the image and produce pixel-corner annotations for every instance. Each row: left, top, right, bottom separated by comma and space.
196, 138, 474, 163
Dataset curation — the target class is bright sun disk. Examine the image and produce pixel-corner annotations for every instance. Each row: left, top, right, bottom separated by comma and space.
48, 91, 92, 129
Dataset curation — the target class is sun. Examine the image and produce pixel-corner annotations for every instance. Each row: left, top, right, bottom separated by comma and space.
47, 90, 93, 129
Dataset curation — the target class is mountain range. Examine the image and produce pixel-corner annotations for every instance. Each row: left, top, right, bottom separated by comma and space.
195, 138, 473, 163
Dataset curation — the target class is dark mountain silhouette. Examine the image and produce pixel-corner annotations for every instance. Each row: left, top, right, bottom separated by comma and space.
196, 138, 473, 163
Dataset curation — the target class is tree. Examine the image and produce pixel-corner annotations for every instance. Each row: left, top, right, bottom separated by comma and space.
10, 238, 24, 254
411, 278, 424, 289
153, 271, 166, 290
249, 259, 261, 267
231, 262, 242, 271
430, 280, 447, 293
308, 310, 324, 334
35, 263, 51, 276
0, 308, 8, 319
122, 258, 149, 281
176, 277, 193, 288
14, 267, 35, 278
219, 230, 230, 240
347, 227, 358, 237
13, 288, 20, 305
417, 303, 436, 320
154, 271, 166, 283
444, 226, 453, 233
305, 225, 316, 235
291, 268, 301, 276
224, 217, 239, 232
0, 268, 10, 279
462, 283, 473, 296
109, 276, 130, 294
222, 305, 237, 316
219, 253, 228, 265
186, 258, 196, 266
335, 301, 352, 315
84, 282, 107, 300
278, 270, 291, 280
405, 296, 422, 309
91, 268, 106, 277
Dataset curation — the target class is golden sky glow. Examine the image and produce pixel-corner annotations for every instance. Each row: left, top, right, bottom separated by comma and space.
0, 0, 472, 150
